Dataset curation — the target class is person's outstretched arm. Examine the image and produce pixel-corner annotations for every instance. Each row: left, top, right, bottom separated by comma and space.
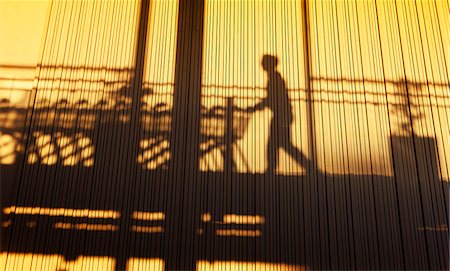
233, 98, 268, 113
252, 98, 268, 112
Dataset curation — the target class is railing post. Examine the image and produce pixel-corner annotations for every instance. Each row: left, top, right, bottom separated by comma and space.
224, 97, 234, 174
302, 0, 316, 173
166, 0, 205, 269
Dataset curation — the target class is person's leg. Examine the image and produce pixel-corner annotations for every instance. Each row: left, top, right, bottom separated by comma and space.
282, 127, 309, 170
267, 123, 277, 174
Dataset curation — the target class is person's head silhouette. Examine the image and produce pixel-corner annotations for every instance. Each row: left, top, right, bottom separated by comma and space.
262, 54, 278, 72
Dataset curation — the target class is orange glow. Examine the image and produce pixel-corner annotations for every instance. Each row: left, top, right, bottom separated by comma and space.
0, 253, 165, 271
201, 0, 309, 175
127, 258, 164, 271
138, 0, 178, 170
131, 225, 164, 233
0, 134, 17, 164
0, 1, 448, 270
201, 213, 265, 225
1, 0, 447, 180
2, 220, 12, 228
0, 253, 115, 271
222, 214, 265, 225
417, 224, 449, 232
197, 261, 309, 271
25, 132, 95, 167
3, 206, 120, 219
54, 222, 118, 232
309, 1, 450, 178
53, 222, 72, 230
137, 139, 170, 169
132, 211, 164, 221
215, 229, 261, 238
201, 213, 212, 222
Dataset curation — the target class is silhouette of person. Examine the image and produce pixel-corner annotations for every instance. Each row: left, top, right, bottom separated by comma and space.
247, 55, 309, 174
